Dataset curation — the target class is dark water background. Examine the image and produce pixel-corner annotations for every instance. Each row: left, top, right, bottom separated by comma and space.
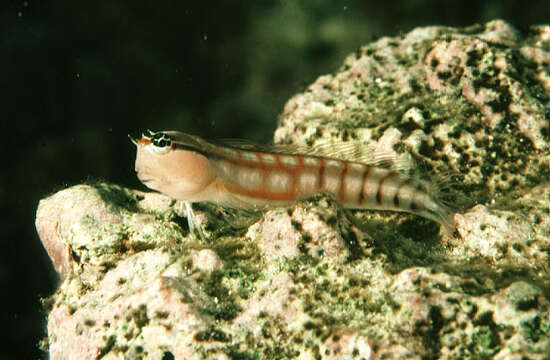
2, 1, 548, 358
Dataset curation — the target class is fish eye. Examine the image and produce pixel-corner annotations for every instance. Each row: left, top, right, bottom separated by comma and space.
150, 133, 172, 154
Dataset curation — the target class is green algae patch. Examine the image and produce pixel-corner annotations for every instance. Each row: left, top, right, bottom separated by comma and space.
196, 270, 242, 321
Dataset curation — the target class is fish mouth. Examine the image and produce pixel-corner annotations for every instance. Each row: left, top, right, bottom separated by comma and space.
137, 173, 154, 183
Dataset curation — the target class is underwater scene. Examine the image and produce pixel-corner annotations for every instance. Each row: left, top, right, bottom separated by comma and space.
4, 1, 550, 359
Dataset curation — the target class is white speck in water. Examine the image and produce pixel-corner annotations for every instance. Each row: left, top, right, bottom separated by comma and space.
203, 34, 208, 41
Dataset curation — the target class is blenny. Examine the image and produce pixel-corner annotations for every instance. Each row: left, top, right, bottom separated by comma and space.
131, 130, 456, 238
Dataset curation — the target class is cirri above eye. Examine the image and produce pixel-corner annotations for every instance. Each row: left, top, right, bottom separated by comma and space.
143, 129, 156, 140
150, 132, 172, 154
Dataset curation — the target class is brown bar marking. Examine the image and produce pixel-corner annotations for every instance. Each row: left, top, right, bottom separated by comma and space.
394, 177, 414, 208
337, 161, 349, 202
357, 165, 371, 205
316, 158, 326, 190
376, 172, 397, 205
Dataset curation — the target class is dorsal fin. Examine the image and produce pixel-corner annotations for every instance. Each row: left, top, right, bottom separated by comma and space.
215, 138, 412, 171
164, 131, 413, 173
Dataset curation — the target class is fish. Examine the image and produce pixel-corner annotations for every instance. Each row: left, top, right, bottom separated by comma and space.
130, 130, 456, 238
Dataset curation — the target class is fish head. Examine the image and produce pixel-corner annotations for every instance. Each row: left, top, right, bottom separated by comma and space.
131, 130, 216, 200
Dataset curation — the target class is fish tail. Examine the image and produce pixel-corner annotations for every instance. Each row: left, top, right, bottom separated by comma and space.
428, 197, 457, 237
419, 172, 464, 237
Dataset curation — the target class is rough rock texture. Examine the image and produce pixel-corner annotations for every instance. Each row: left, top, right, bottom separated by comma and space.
37, 20, 550, 359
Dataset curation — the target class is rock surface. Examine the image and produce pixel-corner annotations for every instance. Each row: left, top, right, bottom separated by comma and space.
37, 20, 550, 359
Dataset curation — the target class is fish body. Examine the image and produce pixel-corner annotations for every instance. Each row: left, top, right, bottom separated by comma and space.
132, 130, 455, 235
